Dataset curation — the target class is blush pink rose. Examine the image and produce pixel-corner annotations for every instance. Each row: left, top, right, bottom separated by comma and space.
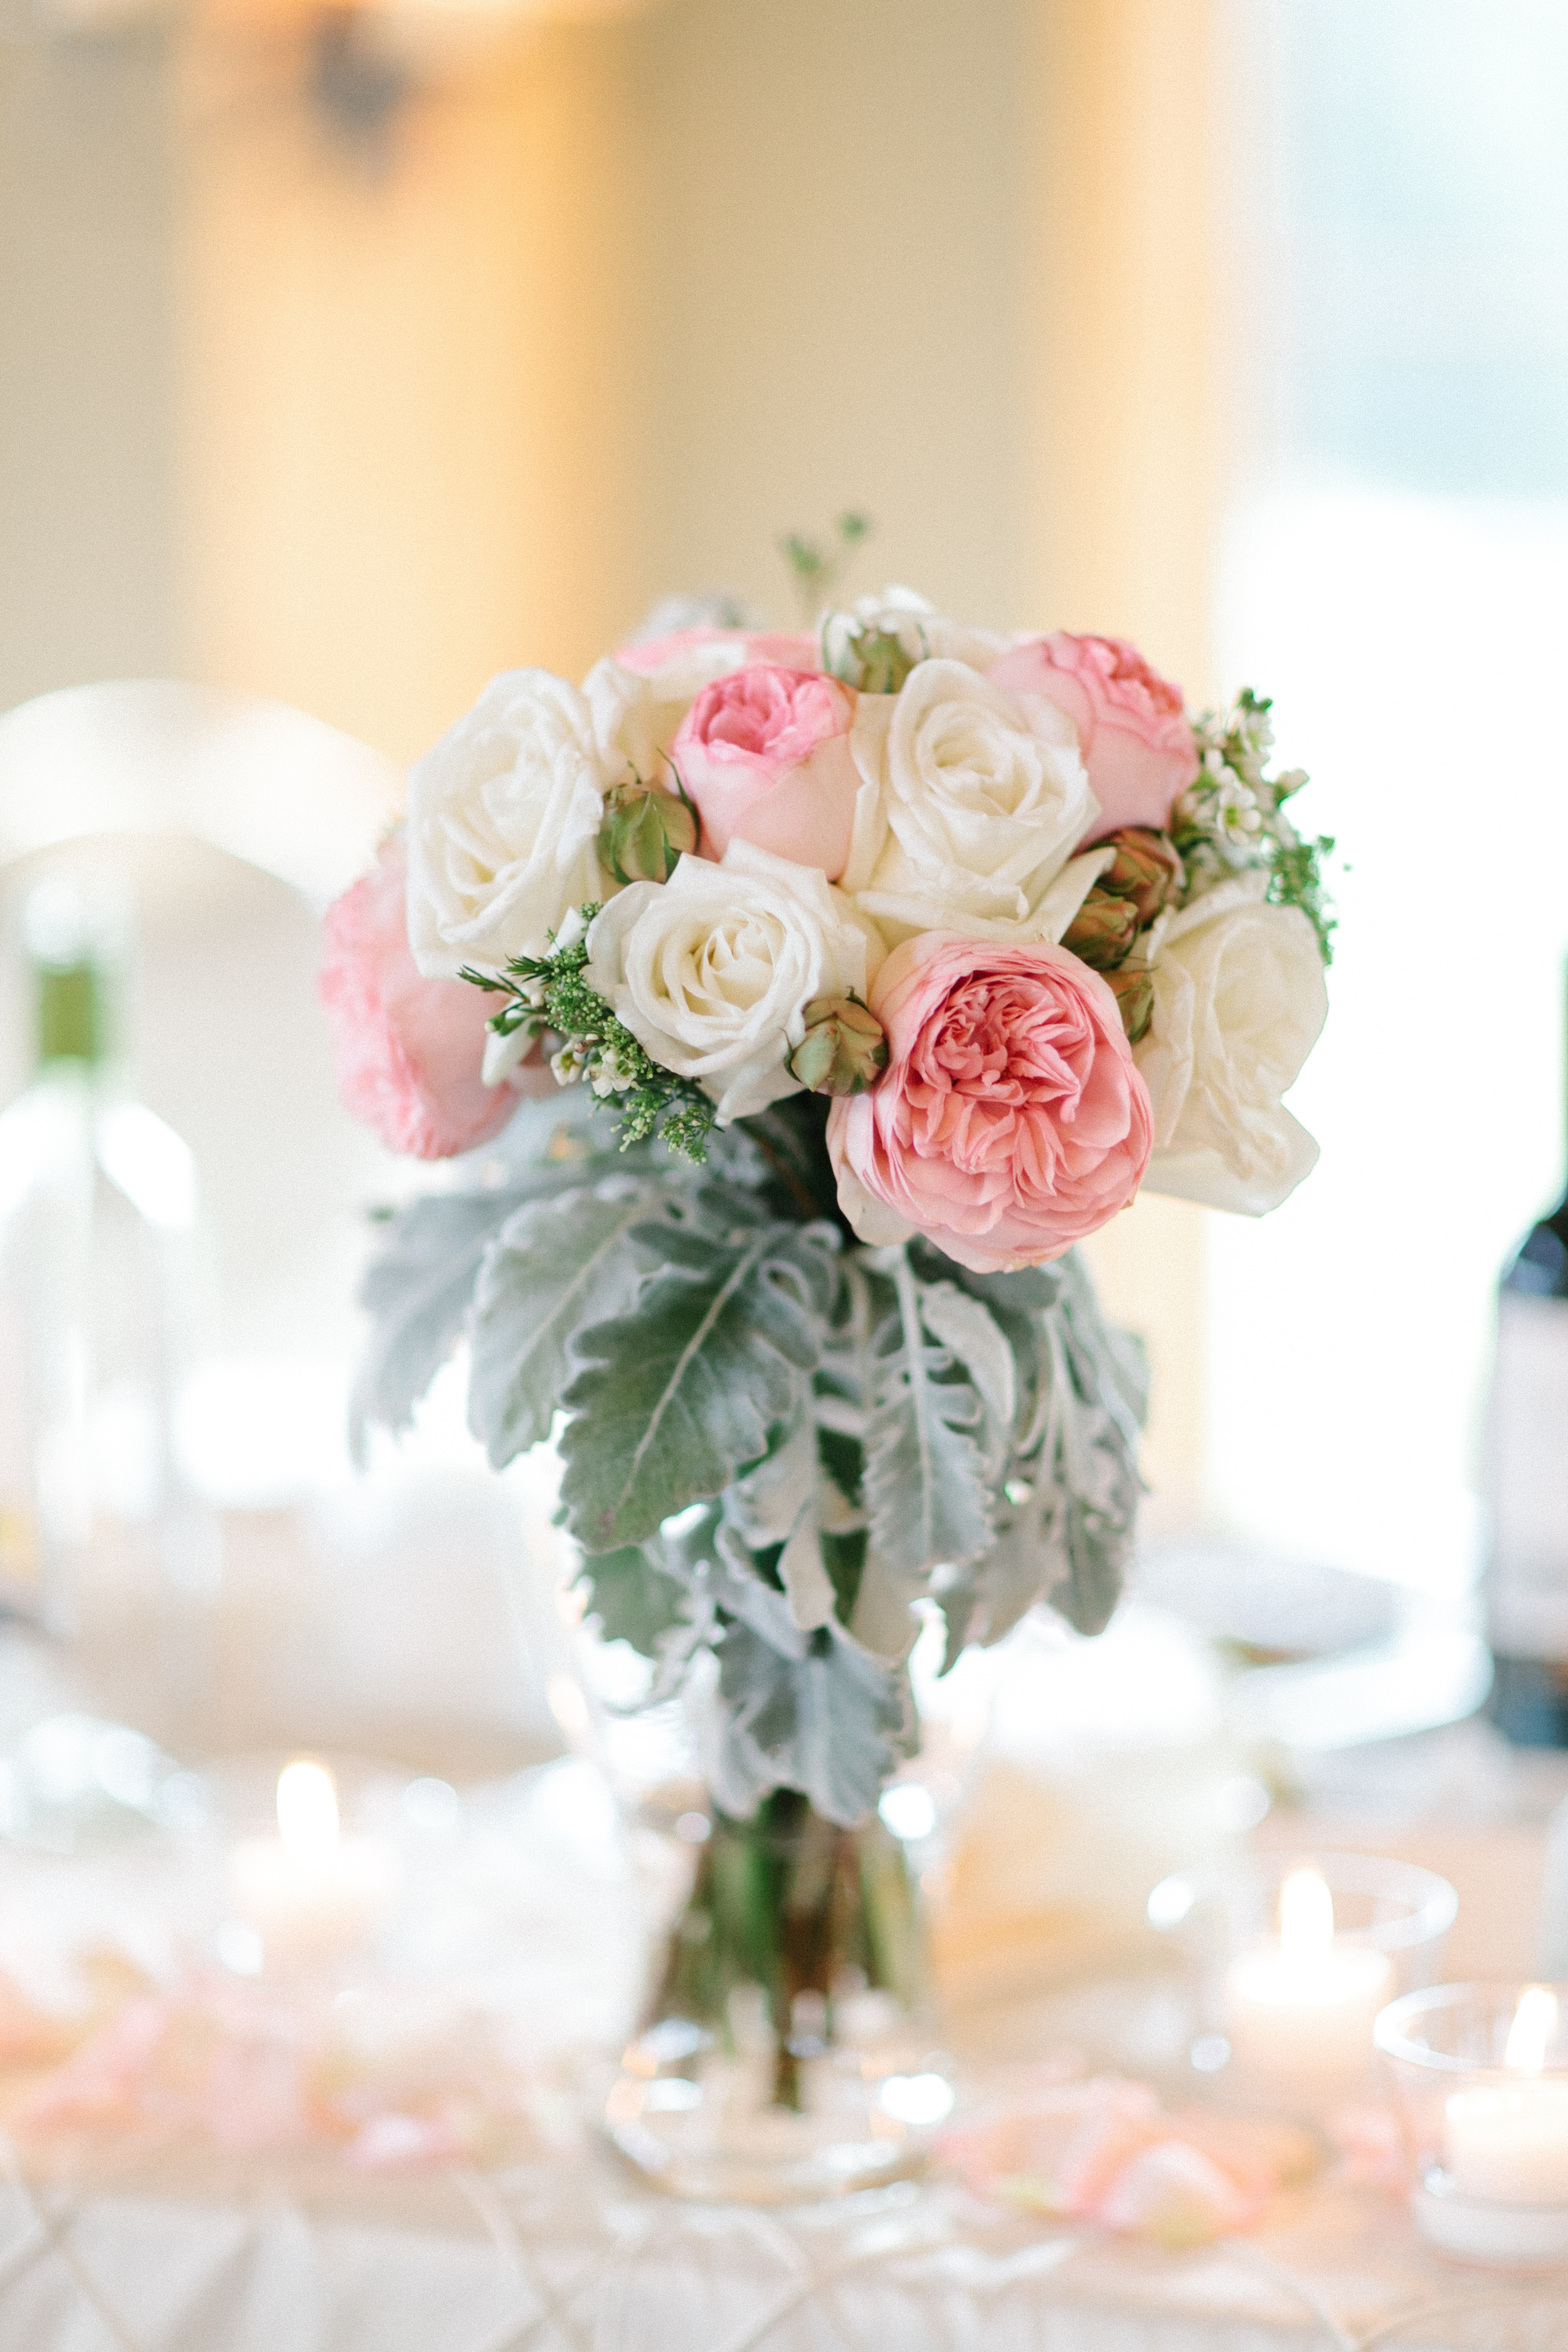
613, 627, 820, 678
827, 933, 1153, 1273
319, 834, 549, 1160
672, 664, 862, 879
987, 632, 1199, 839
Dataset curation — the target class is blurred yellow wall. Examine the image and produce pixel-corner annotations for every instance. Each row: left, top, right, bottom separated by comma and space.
0, 36, 181, 698
1029, 0, 1219, 1532
618, 0, 1034, 640
179, 26, 650, 756
0, 0, 1219, 1525
177, 0, 1046, 756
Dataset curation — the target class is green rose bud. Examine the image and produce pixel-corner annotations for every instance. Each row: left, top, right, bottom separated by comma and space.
597, 779, 699, 886
1061, 886, 1142, 970
852, 625, 919, 696
1098, 827, 1185, 927
785, 994, 888, 1096
1104, 965, 1155, 1046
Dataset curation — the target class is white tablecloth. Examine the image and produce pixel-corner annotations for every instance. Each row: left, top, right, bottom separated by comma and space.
0, 1756, 1565, 2350
3, 2144, 1567, 2351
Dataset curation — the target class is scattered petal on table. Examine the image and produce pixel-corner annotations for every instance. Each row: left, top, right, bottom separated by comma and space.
938, 2071, 1320, 2247
1327, 2100, 1407, 2195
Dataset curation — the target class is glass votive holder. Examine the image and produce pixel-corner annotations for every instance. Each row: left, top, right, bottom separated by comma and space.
1375, 1983, 1568, 2270
1148, 1851, 1458, 2108
209, 1751, 406, 1986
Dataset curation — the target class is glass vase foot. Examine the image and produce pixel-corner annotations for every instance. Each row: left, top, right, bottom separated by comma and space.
606, 1788, 951, 2203
604, 2015, 948, 2202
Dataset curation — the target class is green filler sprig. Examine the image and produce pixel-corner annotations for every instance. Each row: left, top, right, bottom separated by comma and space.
462, 908, 718, 1162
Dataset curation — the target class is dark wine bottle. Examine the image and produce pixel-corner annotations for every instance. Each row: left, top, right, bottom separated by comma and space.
1485, 1034, 1568, 1744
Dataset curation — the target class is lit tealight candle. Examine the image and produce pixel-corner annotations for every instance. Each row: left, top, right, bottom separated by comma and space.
1222, 1865, 1394, 2089
228, 1761, 400, 1970
1443, 1986, 1568, 2205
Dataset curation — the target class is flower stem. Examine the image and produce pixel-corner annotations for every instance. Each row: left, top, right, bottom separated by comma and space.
644, 1788, 922, 2114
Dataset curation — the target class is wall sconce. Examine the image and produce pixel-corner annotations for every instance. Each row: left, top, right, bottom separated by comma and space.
0, 0, 664, 153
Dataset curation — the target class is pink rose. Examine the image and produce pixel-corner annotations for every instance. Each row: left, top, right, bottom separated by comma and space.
987, 632, 1198, 839
319, 834, 548, 1161
827, 933, 1152, 1273
672, 664, 862, 879
613, 627, 820, 678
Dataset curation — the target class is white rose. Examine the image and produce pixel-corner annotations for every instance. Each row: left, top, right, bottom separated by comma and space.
406, 670, 608, 978
585, 840, 886, 1123
583, 645, 749, 787
1135, 874, 1328, 1215
822, 585, 1009, 678
842, 658, 1101, 945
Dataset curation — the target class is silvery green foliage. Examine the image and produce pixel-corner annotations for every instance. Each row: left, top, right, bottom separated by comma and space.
352, 1101, 1145, 1826
557, 1184, 842, 1552
928, 1251, 1147, 1657
347, 1101, 667, 1458
709, 1616, 915, 1825
350, 1179, 561, 1458
860, 1251, 999, 1581
468, 1179, 675, 1470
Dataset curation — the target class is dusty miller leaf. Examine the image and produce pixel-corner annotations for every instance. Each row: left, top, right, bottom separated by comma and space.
1058, 1249, 1149, 1438
350, 1129, 671, 1458
1043, 1256, 1146, 1633
722, 1410, 839, 1633
707, 1616, 914, 1827
916, 1280, 1017, 1471
351, 1186, 532, 1457
861, 1251, 993, 1580
577, 1544, 691, 1659
467, 1177, 681, 1469
938, 1248, 1145, 1655
557, 1185, 840, 1551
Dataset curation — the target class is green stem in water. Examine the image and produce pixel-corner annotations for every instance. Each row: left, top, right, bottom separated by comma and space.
645, 1789, 923, 2114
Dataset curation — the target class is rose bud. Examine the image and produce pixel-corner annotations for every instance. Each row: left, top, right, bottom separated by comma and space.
597, 778, 699, 886
785, 994, 889, 1096
1061, 886, 1142, 970
1104, 965, 1155, 1045
850, 624, 919, 696
1099, 827, 1185, 926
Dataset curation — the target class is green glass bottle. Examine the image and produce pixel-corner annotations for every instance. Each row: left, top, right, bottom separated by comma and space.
0, 880, 218, 1724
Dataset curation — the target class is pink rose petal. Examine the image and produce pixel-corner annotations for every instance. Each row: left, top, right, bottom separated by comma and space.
988, 632, 1198, 841
1095, 2139, 1258, 2247
320, 832, 551, 1162
614, 627, 820, 677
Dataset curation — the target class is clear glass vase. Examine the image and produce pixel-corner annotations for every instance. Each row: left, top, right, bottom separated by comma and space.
502, 1452, 971, 2203
605, 1783, 952, 2203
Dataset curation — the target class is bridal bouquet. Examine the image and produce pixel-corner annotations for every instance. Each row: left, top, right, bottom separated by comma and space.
322, 587, 1331, 1833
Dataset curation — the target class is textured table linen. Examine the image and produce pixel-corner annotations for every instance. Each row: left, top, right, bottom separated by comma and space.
0, 1758, 1565, 2350
3, 2143, 1568, 2352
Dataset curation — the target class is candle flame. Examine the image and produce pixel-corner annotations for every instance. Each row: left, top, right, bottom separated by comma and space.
1505, 1984, 1559, 2074
276, 1760, 339, 1858
1278, 1865, 1334, 1957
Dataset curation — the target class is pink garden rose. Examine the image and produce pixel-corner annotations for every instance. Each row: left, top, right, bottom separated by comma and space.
987, 632, 1198, 839
672, 664, 862, 879
827, 933, 1152, 1272
320, 834, 549, 1160
613, 627, 820, 678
